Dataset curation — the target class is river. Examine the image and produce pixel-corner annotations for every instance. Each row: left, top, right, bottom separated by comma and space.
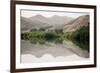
21, 40, 89, 63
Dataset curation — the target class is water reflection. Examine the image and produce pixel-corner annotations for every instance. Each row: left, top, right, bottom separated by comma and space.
30, 38, 63, 44
21, 25, 89, 58
21, 39, 89, 58
29, 36, 89, 53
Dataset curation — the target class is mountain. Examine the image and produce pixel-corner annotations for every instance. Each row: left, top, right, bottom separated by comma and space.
21, 15, 89, 33
21, 15, 74, 32
21, 16, 51, 32
21, 17, 34, 32
49, 15, 74, 25
29, 15, 74, 27
30, 15, 47, 23
63, 15, 89, 32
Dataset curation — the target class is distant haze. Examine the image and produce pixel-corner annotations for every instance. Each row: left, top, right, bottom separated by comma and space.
21, 10, 89, 18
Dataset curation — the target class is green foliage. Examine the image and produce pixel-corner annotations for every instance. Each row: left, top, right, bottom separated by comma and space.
43, 32, 58, 41
63, 32, 73, 40
54, 29, 63, 34
30, 38, 46, 44
21, 25, 89, 51
72, 25, 89, 51
21, 32, 32, 40
30, 28, 37, 32
21, 30, 67, 44
39, 28, 45, 31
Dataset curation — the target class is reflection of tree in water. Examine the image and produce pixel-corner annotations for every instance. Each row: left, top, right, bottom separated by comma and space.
21, 25, 89, 52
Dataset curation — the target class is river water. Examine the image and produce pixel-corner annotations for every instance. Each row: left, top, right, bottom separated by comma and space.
21, 40, 89, 63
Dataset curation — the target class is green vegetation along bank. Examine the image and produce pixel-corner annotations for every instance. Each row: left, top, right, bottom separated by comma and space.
21, 25, 89, 51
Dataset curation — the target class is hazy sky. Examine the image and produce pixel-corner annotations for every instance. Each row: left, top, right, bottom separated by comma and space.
21, 10, 89, 18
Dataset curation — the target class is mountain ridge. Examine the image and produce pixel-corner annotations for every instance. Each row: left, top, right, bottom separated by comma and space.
21, 15, 89, 33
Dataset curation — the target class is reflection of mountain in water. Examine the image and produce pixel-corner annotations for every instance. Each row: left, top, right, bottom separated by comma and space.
21, 40, 89, 58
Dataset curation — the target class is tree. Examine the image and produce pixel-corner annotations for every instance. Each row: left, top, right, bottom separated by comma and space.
39, 28, 45, 31
30, 28, 37, 32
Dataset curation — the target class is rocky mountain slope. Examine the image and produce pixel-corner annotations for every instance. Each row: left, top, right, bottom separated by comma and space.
63, 15, 89, 32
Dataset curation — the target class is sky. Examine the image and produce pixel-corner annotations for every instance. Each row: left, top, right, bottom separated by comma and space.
21, 9, 89, 18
